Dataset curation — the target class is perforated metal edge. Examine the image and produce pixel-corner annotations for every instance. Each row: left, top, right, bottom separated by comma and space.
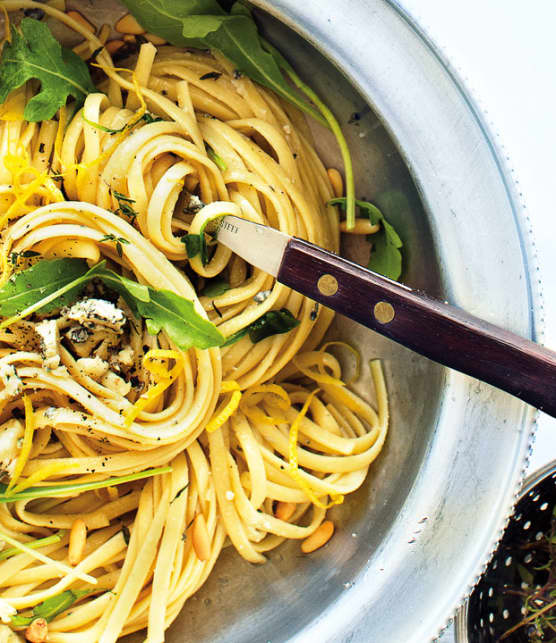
454, 459, 556, 641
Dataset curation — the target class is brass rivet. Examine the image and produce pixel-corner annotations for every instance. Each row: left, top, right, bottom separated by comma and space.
373, 301, 395, 324
317, 274, 338, 296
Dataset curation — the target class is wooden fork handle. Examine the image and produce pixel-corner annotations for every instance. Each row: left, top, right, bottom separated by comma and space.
277, 237, 556, 418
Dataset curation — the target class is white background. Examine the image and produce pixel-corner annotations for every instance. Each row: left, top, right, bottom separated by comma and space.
396, 0, 556, 637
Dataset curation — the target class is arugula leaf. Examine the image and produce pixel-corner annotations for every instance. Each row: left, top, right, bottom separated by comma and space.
201, 278, 230, 298
11, 589, 90, 627
248, 308, 299, 342
182, 233, 202, 260
181, 213, 221, 265
138, 289, 224, 350
0, 18, 96, 122
0, 259, 224, 350
329, 197, 403, 281
0, 258, 90, 317
120, 0, 326, 126
222, 308, 299, 346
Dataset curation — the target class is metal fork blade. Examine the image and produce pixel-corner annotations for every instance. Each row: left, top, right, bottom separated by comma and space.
215, 216, 291, 277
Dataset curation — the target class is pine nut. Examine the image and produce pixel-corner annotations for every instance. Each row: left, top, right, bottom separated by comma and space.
68, 518, 87, 566
116, 13, 146, 35
66, 10, 95, 34
340, 218, 381, 235
24, 618, 47, 643
105, 40, 125, 56
327, 168, 344, 198
275, 501, 296, 522
145, 33, 167, 45
192, 514, 210, 561
301, 520, 334, 553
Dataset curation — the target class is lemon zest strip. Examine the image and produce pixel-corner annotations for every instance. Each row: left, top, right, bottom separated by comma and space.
124, 349, 184, 427
206, 381, 242, 433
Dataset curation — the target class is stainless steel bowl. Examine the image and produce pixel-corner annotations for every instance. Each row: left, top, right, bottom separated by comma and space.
36, 0, 540, 640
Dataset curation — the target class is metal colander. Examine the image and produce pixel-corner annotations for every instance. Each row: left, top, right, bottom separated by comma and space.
461, 461, 556, 642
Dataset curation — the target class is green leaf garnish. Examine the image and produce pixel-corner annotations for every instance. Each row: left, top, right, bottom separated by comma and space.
118, 1, 358, 227
82, 115, 124, 135
0, 466, 172, 504
206, 144, 227, 171
120, 0, 326, 127
0, 18, 96, 122
0, 259, 225, 350
201, 278, 230, 298
141, 112, 164, 124
329, 197, 403, 281
99, 234, 130, 258
0, 531, 64, 561
0, 258, 90, 318
139, 289, 224, 350
112, 191, 138, 221
182, 233, 202, 260
83, 111, 163, 135
112, 191, 135, 204
182, 213, 222, 266
222, 308, 299, 346
11, 589, 90, 627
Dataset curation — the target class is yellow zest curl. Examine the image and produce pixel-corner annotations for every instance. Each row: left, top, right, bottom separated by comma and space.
206, 381, 242, 433
124, 350, 184, 427
0, 153, 64, 231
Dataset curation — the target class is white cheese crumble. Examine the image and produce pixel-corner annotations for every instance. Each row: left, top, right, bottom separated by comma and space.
35, 319, 60, 369
77, 357, 110, 381
0, 363, 22, 403
117, 345, 135, 368
64, 299, 126, 330
0, 599, 16, 624
225, 490, 235, 501
253, 290, 271, 304
0, 419, 24, 476
101, 371, 131, 396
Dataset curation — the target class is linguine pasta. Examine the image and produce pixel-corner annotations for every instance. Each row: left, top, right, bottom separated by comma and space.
0, 4, 388, 641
